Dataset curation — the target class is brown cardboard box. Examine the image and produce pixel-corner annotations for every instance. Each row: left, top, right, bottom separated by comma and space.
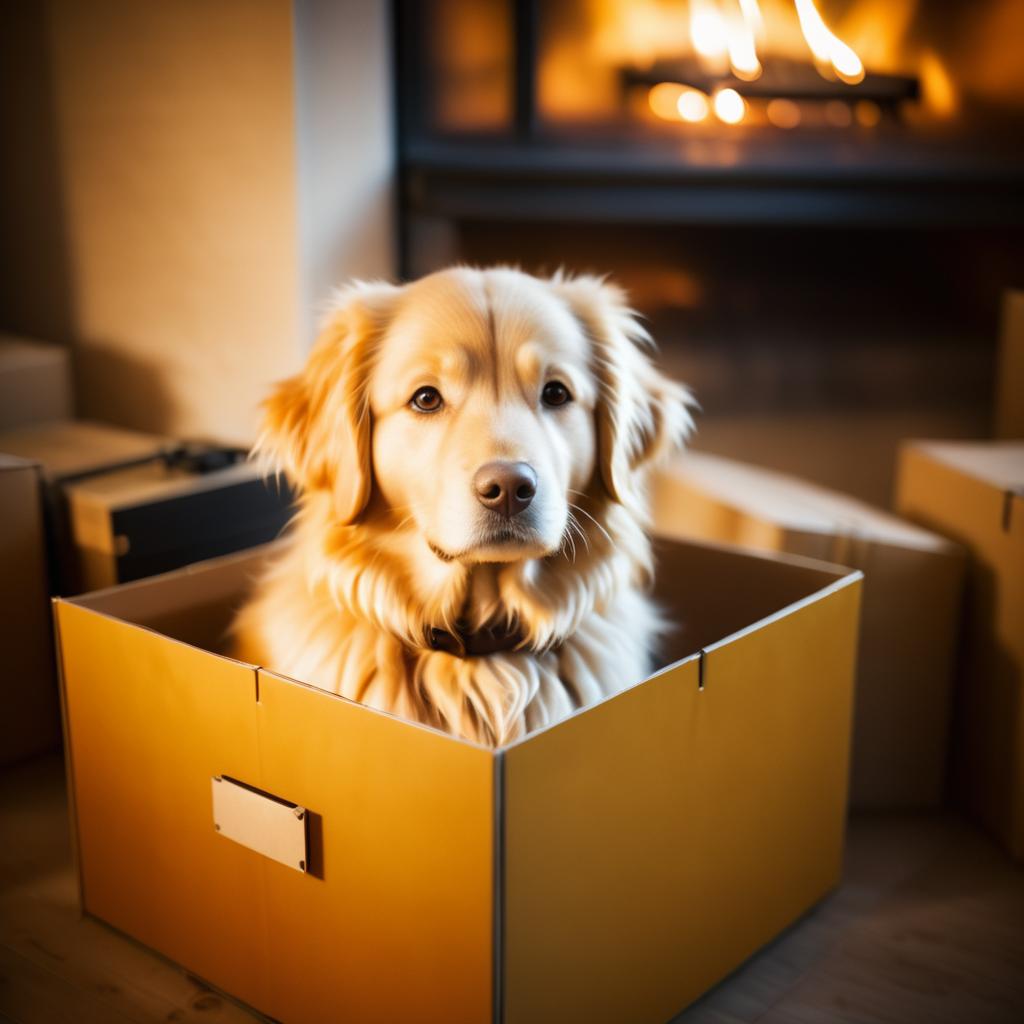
996, 291, 1024, 439
0, 335, 73, 429
56, 537, 861, 1024
896, 440, 1024, 859
0, 423, 292, 594
0, 420, 172, 592
652, 451, 964, 808
0, 455, 60, 764
0, 419, 170, 480
62, 456, 293, 592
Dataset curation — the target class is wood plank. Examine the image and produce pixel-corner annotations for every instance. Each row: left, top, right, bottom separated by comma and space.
0, 756, 259, 1024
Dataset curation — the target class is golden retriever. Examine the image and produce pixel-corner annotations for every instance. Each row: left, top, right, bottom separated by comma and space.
232, 267, 694, 745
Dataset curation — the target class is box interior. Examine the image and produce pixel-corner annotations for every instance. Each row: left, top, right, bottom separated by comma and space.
71, 538, 847, 683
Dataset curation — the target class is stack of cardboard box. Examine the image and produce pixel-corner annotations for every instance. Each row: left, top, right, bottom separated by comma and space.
897, 440, 1024, 859
651, 451, 964, 807
0, 337, 293, 766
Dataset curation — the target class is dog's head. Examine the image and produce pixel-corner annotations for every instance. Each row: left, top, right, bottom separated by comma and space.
259, 267, 693, 572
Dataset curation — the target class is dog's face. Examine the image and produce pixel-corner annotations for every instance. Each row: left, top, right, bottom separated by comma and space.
260, 267, 692, 571
369, 272, 597, 562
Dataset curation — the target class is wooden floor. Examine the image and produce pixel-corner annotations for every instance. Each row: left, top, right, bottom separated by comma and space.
1, 756, 1022, 1024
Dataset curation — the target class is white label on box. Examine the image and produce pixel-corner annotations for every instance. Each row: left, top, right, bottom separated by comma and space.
211, 775, 308, 873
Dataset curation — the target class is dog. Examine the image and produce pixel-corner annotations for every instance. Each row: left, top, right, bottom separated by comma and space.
231, 267, 694, 745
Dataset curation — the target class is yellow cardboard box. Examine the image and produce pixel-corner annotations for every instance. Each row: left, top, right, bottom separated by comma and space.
896, 440, 1024, 859
0, 455, 60, 764
652, 452, 964, 807
56, 537, 861, 1024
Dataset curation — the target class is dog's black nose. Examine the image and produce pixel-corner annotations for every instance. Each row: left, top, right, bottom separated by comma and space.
473, 461, 537, 518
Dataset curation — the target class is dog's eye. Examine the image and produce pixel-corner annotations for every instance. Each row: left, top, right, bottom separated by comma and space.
541, 381, 572, 407
410, 386, 443, 413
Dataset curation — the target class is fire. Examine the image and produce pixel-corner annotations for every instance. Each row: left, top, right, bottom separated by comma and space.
793, 0, 866, 84
728, 0, 763, 81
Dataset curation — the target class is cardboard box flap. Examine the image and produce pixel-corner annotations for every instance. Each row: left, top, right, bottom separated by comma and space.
658, 451, 955, 553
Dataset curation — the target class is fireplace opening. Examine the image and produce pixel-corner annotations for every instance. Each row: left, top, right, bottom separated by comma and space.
395, 0, 1024, 503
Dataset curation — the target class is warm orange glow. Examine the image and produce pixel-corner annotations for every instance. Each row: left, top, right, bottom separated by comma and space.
713, 87, 746, 125
737, 0, 764, 36
766, 98, 801, 129
824, 100, 853, 127
854, 99, 881, 127
677, 88, 711, 122
920, 50, 958, 118
648, 82, 711, 124
690, 0, 728, 62
794, 0, 865, 85
648, 81, 686, 120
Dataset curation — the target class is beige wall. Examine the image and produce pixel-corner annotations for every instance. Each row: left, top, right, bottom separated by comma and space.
294, 0, 396, 341
7, 1, 394, 446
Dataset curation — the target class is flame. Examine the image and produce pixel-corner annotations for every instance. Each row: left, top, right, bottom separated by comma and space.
794, 0, 865, 85
738, 0, 764, 36
728, 0, 763, 81
713, 87, 746, 124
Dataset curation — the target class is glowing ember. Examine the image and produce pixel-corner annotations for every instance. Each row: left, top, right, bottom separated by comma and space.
794, 0, 866, 85
713, 87, 746, 124
677, 88, 711, 122
648, 81, 686, 120
766, 98, 801, 129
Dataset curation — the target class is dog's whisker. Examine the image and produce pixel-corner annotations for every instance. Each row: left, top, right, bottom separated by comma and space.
560, 517, 578, 563
569, 502, 614, 547
566, 512, 590, 556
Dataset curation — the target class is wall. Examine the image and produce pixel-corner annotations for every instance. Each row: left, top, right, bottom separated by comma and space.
1, 0, 395, 446
294, 0, 395, 342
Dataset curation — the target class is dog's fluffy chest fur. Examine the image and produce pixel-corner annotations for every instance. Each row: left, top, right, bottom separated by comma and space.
232, 499, 661, 746
235, 552, 655, 745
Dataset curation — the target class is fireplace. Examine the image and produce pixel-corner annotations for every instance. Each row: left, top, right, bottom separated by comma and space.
394, 0, 1024, 503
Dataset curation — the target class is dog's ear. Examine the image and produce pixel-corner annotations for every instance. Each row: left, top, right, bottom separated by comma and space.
551, 273, 695, 511
257, 282, 400, 524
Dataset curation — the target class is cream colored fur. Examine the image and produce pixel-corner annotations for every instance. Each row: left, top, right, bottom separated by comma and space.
232, 267, 694, 746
